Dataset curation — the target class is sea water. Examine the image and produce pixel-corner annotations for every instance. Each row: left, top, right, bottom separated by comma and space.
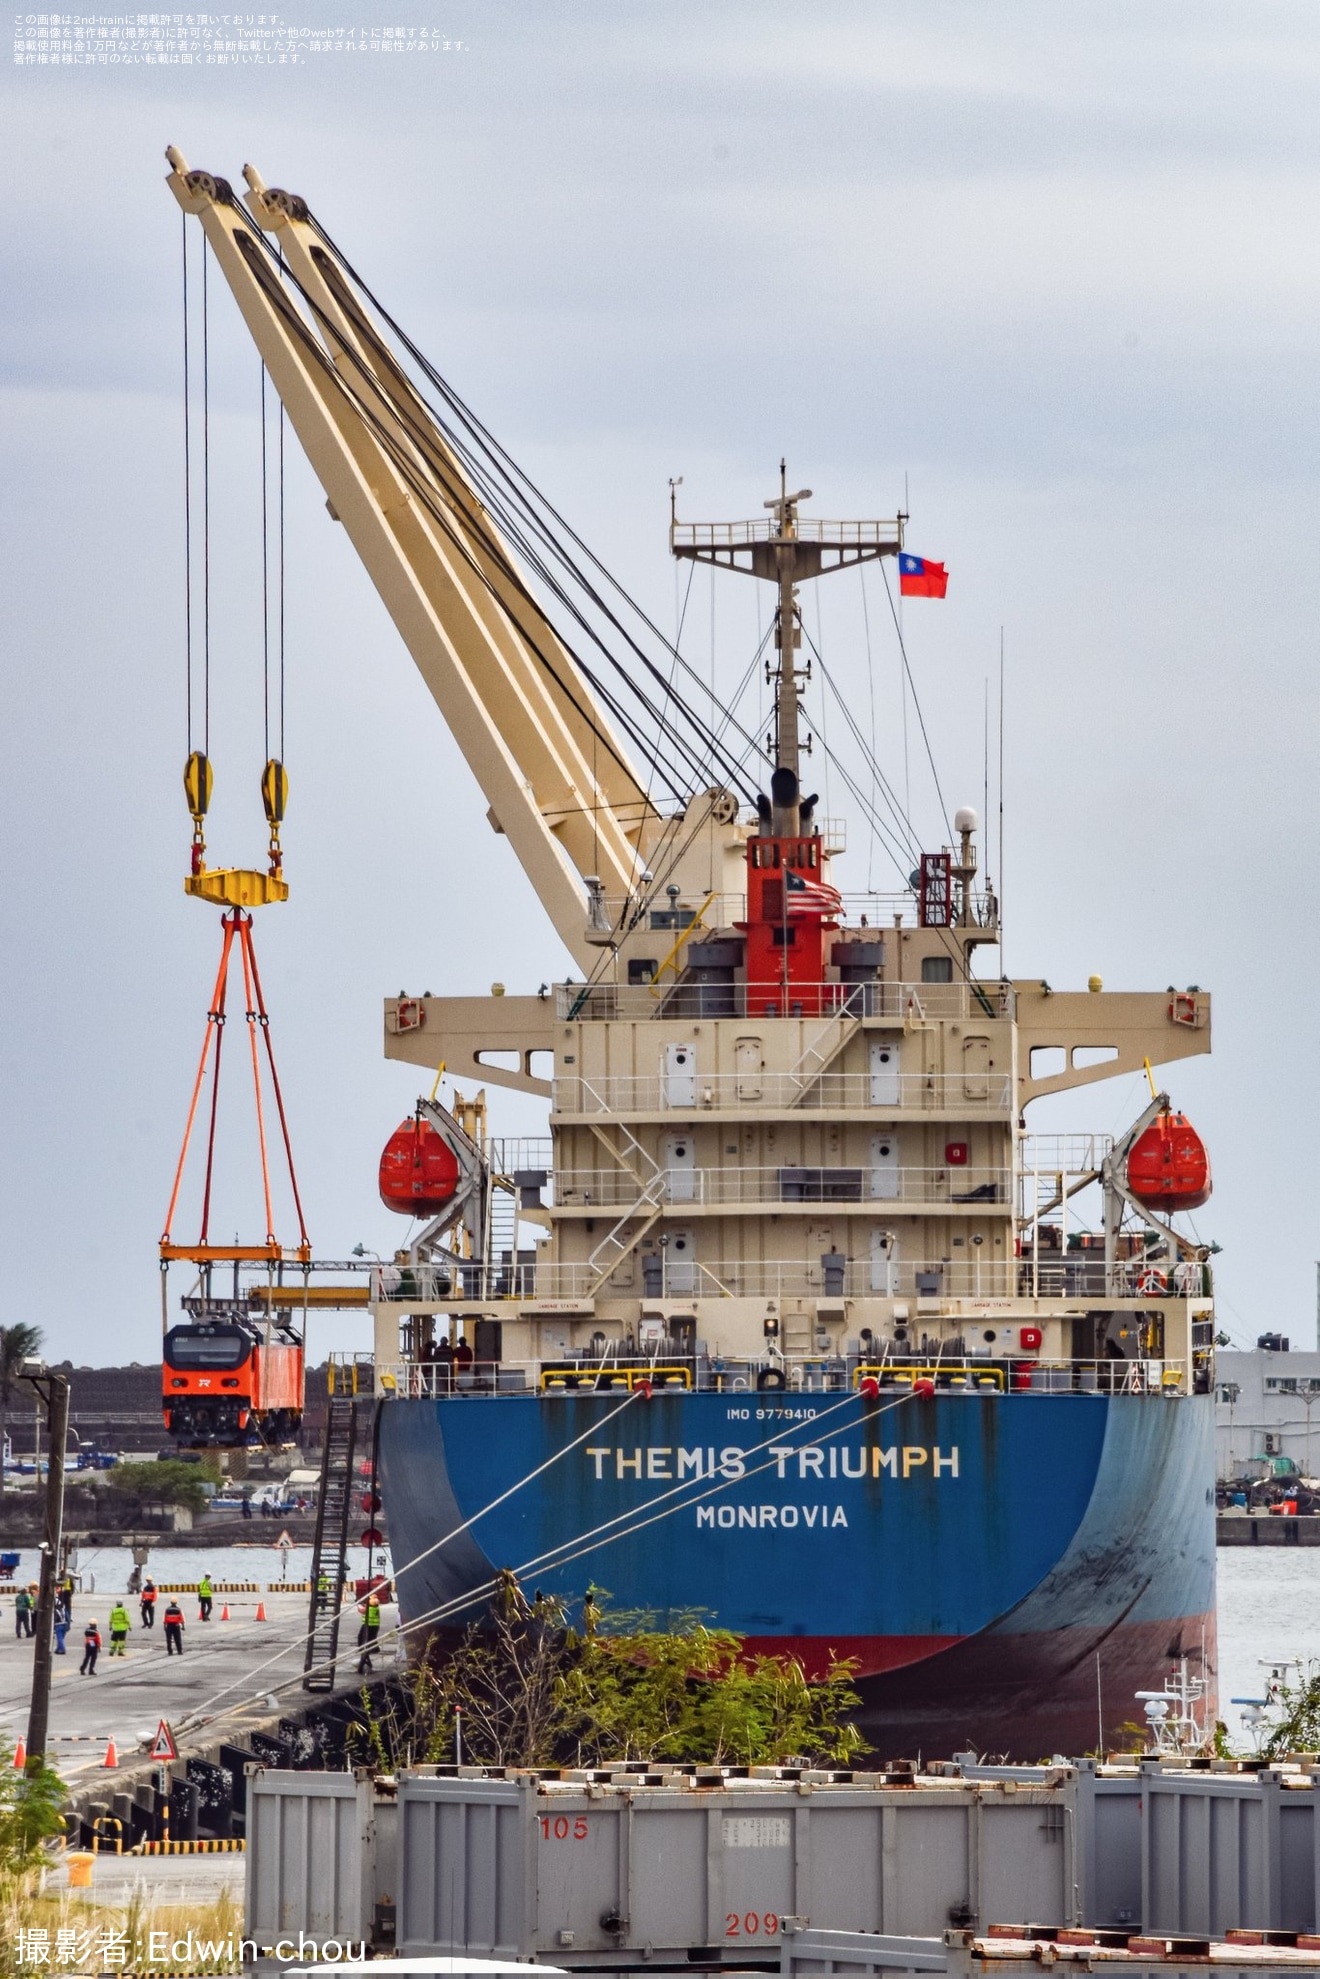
0, 1541, 392, 1595
1216, 1547, 1320, 1737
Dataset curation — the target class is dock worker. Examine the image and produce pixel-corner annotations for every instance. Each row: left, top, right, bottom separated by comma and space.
163, 1599, 185, 1655
56, 1576, 74, 1624
197, 1572, 214, 1622
139, 1579, 157, 1629
107, 1601, 131, 1656
80, 1619, 101, 1675
356, 1588, 382, 1674
52, 1611, 69, 1656
13, 1587, 33, 1639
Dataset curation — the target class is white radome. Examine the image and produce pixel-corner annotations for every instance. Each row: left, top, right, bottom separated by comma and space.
954, 805, 980, 833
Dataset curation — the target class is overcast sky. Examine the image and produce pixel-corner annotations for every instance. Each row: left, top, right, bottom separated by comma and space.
3, 0, 1317, 1366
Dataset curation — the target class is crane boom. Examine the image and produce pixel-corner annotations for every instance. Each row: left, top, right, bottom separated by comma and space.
165, 150, 658, 969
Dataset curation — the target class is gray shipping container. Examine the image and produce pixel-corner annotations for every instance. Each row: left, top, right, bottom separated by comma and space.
246, 1769, 382, 1946
1139, 1766, 1320, 1937
395, 1771, 1079, 1967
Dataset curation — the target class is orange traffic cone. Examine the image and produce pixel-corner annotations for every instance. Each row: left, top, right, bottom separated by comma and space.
255, 1601, 267, 1622
220, 1603, 230, 1622
12, 1736, 26, 1770
103, 1737, 117, 1769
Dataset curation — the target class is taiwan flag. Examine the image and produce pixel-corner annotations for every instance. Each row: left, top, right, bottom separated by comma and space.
899, 553, 948, 599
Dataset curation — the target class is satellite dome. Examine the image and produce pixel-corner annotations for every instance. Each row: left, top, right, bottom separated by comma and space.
954, 806, 980, 833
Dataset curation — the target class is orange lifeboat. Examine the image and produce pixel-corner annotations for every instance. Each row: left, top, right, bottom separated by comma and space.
1126, 1111, 1211, 1214
379, 1113, 460, 1215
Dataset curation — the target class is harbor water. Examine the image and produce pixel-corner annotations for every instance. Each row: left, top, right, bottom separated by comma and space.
0, 1542, 392, 1596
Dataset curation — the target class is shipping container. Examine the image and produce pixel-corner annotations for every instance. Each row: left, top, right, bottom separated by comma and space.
395, 1770, 1078, 1967
245, 1769, 381, 1945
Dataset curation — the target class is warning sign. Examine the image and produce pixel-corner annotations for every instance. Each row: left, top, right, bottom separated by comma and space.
274, 1531, 293, 1549
151, 1720, 178, 1761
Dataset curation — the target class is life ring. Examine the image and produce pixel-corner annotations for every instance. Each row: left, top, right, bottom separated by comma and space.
1136, 1268, 1167, 1297
756, 1367, 787, 1392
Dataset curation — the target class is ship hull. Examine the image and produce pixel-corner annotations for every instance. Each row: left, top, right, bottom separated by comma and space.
378, 1387, 1216, 1760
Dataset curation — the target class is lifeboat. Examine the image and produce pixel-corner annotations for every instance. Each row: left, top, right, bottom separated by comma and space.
379, 1113, 460, 1215
1126, 1110, 1211, 1213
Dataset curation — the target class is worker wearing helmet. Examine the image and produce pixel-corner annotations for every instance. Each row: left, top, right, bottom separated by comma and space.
80, 1620, 102, 1674
163, 1600, 185, 1655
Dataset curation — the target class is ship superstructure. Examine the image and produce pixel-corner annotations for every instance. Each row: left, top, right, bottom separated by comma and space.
168, 151, 1218, 1755
371, 470, 1214, 1398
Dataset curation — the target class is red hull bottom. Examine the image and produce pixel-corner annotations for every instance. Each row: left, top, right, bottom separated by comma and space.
745, 1610, 1218, 1762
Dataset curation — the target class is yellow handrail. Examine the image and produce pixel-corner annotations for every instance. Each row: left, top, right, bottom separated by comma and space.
852, 1363, 1005, 1392
647, 893, 717, 995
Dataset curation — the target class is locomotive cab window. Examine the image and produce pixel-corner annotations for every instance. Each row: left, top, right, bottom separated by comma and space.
164, 1325, 252, 1371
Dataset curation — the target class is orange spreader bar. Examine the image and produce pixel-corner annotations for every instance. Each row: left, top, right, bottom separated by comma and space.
160, 908, 311, 1265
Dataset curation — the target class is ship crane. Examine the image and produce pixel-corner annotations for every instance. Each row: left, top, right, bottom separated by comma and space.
164, 147, 666, 973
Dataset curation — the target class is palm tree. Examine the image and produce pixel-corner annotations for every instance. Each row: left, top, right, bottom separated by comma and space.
0, 1325, 44, 1501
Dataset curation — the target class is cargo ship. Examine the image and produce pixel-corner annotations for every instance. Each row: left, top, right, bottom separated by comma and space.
168, 153, 1218, 1757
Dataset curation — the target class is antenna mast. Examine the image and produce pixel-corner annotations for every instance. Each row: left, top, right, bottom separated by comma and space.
669, 470, 906, 833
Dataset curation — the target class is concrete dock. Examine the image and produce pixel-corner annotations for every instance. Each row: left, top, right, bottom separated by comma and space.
0, 1589, 394, 1789
1218, 1514, 1320, 1545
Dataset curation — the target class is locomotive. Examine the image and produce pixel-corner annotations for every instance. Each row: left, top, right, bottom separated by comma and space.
163, 1316, 304, 1447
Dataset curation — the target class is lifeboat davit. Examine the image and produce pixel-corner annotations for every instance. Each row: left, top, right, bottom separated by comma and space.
1126, 1111, 1211, 1214
378, 1114, 460, 1215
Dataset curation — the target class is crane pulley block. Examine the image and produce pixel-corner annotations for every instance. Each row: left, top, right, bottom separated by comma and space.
182, 755, 290, 904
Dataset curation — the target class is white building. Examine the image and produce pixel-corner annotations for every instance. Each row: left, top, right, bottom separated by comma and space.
1216, 1346, 1320, 1481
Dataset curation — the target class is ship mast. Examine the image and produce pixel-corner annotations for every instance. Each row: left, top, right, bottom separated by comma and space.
669, 467, 906, 835
766, 463, 809, 823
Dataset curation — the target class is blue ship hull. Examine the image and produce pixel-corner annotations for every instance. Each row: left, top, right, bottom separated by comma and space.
378, 1387, 1216, 1759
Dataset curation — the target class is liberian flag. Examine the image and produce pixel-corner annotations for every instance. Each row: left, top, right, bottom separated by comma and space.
787, 870, 843, 917
899, 553, 948, 599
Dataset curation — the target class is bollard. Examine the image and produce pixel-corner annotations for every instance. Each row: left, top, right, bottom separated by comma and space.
89, 1813, 122, 1856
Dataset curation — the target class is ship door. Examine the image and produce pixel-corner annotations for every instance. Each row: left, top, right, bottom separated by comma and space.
735, 1036, 763, 1101
963, 1034, 992, 1101
869, 1041, 900, 1105
664, 1227, 698, 1295
662, 1043, 696, 1107
663, 1133, 697, 1203
870, 1228, 898, 1294
870, 1132, 900, 1200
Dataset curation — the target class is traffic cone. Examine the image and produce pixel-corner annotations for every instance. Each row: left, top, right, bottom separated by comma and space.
103, 1737, 117, 1769
12, 1736, 26, 1770
255, 1601, 267, 1622
220, 1603, 230, 1622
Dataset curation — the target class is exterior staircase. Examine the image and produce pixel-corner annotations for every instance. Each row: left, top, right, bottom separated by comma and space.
788, 1012, 861, 1102
303, 1372, 369, 1692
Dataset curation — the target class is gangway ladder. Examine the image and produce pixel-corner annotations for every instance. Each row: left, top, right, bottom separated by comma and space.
302, 1373, 367, 1691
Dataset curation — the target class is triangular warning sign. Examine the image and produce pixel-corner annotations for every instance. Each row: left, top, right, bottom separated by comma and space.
274, 1530, 293, 1548
151, 1720, 177, 1761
